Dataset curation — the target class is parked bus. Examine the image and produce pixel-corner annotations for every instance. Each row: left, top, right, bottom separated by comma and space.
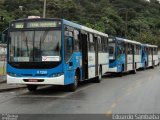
141, 44, 159, 69
108, 37, 142, 74
7, 18, 109, 92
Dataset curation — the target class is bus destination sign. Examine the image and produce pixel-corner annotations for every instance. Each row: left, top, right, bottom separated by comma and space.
15, 22, 24, 28
12, 21, 61, 28
27, 21, 61, 28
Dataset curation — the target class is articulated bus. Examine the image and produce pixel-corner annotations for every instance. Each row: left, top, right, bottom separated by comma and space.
7, 18, 109, 91
142, 44, 159, 69
108, 37, 142, 74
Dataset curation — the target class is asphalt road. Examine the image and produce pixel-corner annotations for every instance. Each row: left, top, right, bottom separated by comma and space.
0, 67, 159, 115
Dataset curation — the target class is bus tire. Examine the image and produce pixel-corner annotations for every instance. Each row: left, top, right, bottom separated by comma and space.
27, 85, 37, 92
118, 72, 123, 77
67, 71, 79, 92
95, 66, 102, 83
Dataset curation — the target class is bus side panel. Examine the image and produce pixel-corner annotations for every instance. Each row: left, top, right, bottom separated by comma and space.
98, 52, 109, 75
116, 54, 125, 72
127, 55, 133, 71
153, 55, 159, 65
64, 52, 82, 85
142, 50, 148, 68
88, 52, 96, 79
148, 55, 152, 67
135, 55, 142, 69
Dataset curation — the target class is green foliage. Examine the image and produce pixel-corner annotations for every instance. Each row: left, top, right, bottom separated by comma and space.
0, 0, 160, 47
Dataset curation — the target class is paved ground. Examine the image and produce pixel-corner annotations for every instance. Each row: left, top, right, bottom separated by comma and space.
0, 67, 159, 118
0, 75, 26, 92
0, 75, 6, 83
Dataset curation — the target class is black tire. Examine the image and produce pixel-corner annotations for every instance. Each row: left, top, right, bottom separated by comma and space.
118, 72, 123, 77
27, 85, 37, 92
95, 67, 102, 83
67, 72, 79, 92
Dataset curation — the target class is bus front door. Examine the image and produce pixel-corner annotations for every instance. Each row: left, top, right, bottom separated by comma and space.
81, 33, 88, 80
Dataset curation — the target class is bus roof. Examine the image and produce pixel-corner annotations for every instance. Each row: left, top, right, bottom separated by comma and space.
142, 44, 158, 48
63, 19, 108, 37
10, 18, 108, 37
115, 37, 141, 45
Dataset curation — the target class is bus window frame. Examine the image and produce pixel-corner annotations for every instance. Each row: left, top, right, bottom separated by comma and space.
64, 25, 74, 62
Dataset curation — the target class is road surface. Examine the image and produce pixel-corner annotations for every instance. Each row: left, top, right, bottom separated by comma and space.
0, 67, 159, 116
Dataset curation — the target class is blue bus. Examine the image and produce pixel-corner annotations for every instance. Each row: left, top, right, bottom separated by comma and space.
141, 44, 159, 69
108, 37, 142, 75
7, 18, 109, 92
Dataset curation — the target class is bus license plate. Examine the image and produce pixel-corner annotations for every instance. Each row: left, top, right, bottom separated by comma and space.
28, 79, 38, 82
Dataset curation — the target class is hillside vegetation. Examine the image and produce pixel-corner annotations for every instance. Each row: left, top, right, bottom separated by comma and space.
0, 0, 160, 47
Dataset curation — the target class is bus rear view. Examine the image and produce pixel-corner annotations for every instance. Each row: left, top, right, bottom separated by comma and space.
7, 18, 63, 91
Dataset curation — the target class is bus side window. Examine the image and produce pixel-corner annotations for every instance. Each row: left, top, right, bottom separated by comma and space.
117, 42, 121, 55
65, 29, 74, 62
136, 45, 139, 55
65, 36, 73, 61
98, 36, 102, 52
104, 37, 108, 52
74, 29, 80, 51
89, 34, 95, 52
123, 43, 125, 54
127, 44, 130, 54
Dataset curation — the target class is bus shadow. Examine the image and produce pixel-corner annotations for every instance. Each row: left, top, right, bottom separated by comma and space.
102, 72, 137, 78
21, 80, 96, 96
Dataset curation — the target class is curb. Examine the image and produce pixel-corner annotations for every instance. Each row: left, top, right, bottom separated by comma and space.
0, 86, 26, 92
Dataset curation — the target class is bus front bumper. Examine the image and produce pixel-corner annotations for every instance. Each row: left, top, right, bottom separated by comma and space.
7, 75, 65, 85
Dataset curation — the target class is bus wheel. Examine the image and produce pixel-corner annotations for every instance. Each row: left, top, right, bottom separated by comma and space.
95, 66, 102, 83
67, 72, 79, 92
27, 85, 37, 92
118, 72, 123, 77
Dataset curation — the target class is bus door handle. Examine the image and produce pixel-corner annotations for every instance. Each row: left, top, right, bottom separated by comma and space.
69, 62, 73, 66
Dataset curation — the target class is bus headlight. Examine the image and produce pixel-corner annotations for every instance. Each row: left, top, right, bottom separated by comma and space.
52, 74, 57, 77
57, 73, 61, 77
52, 73, 63, 77
8, 73, 19, 77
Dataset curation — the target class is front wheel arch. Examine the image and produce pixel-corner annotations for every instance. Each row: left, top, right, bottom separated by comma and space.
67, 68, 80, 92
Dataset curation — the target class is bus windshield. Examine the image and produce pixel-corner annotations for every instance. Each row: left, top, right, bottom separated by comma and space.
9, 30, 61, 62
109, 42, 115, 56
